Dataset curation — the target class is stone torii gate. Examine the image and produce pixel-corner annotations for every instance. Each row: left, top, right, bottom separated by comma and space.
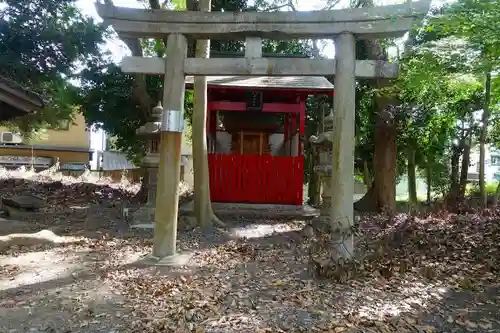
96, 0, 430, 262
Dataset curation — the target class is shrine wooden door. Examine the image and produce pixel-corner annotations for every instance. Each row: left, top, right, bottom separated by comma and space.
232, 131, 269, 155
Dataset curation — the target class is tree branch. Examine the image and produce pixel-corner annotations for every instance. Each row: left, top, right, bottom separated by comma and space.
263, 0, 297, 12
322, 0, 342, 10
121, 37, 153, 110
104, 0, 154, 111
149, 0, 171, 52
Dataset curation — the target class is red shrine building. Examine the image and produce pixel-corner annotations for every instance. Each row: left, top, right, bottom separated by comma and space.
186, 76, 334, 206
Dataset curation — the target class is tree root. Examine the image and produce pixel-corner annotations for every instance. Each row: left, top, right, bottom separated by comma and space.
209, 205, 226, 227
193, 203, 226, 228
211, 213, 226, 227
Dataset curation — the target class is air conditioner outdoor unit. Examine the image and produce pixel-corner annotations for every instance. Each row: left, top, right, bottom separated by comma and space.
0, 132, 23, 144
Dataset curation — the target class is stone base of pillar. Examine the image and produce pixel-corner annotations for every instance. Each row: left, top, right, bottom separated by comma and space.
137, 251, 194, 267
306, 170, 336, 273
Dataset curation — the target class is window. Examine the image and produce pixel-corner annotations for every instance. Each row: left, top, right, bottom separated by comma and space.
491, 155, 500, 166
150, 139, 160, 153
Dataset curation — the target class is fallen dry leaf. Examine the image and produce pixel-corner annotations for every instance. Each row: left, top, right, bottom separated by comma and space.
0, 172, 499, 332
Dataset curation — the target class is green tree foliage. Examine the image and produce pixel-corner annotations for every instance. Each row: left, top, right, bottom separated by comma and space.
395, 44, 481, 196
0, 0, 105, 133
434, 0, 499, 67
349, 0, 499, 206
384, 0, 499, 202
79, 0, 247, 162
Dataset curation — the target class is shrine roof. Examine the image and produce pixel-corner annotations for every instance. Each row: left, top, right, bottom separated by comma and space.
0, 75, 44, 121
184, 76, 334, 92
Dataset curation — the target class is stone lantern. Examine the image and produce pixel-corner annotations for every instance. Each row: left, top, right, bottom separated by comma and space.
309, 110, 334, 225
132, 102, 163, 228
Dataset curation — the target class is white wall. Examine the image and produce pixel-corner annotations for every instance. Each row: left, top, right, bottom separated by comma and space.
291, 133, 299, 156
215, 131, 231, 153
213, 131, 300, 156
468, 144, 500, 181
269, 133, 284, 156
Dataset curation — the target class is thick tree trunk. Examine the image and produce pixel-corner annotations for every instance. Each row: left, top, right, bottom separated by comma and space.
373, 112, 397, 214
355, 109, 397, 214
407, 148, 418, 211
352, 35, 397, 214
351, 0, 397, 215
479, 70, 492, 208
191, 0, 223, 227
354, 182, 378, 212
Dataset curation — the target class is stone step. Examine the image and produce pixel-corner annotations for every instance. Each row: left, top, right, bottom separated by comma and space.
1, 204, 44, 219
2, 195, 44, 210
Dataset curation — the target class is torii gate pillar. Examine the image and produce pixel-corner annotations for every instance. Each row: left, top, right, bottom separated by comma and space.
152, 34, 187, 259
330, 33, 356, 259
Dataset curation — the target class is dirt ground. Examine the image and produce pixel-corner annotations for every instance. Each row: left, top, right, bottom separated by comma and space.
1, 173, 500, 333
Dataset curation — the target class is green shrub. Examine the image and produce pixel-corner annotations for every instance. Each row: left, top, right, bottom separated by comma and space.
466, 182, 498, 197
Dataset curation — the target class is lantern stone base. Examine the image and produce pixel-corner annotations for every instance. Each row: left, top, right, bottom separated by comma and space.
130, 166, 158, 230
307, 169, 333, 233
131, 204, 155, 229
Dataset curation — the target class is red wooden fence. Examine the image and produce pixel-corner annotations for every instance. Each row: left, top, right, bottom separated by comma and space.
208, 154, 304, 205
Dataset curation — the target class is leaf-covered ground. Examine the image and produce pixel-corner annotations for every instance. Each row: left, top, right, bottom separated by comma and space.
0, 175, 499, 332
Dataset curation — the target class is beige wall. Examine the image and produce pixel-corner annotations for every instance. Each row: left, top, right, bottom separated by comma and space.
0, 112, 89, 149
30, 113, 89, 148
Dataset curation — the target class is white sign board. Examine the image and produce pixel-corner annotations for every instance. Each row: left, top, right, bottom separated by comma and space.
61, 163, 87, 171
0, 155, 52, 166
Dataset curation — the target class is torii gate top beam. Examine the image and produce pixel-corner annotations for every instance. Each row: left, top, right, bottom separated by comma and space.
95, 1, 431, 40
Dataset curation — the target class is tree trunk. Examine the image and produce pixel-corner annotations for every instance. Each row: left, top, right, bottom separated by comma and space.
191, 0, 223, 227
363, 160, 372, 187
307, 147, 321, 206
407, 148, 418, 211
479, 70, 492, 208
448, 143, 461, 207
426, 164, 432, 204
459, 137, 471, 198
